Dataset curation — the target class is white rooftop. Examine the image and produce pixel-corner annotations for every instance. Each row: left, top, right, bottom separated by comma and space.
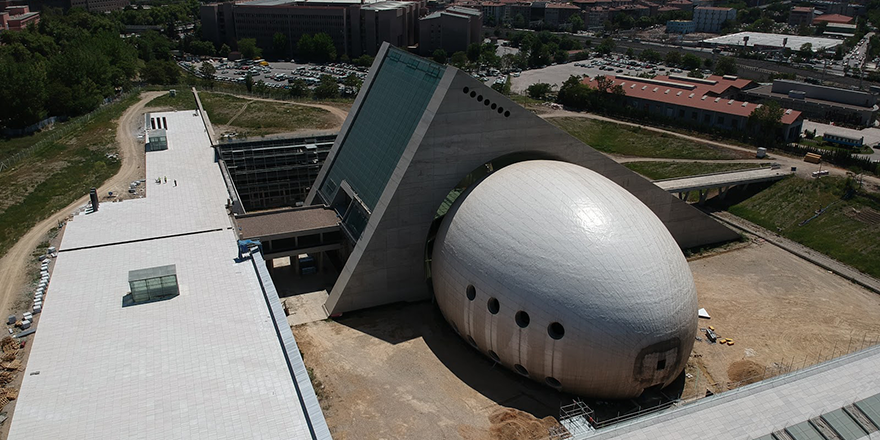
8, 109, 328, 439
702, 32, 842, 51
584, 344, 880, 439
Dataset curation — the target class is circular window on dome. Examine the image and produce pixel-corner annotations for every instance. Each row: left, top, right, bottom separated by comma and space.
463, 87, 470, 94
515, 311, 530, 328
477, 95, 484, 102
545, 376, 562, 389
488, 350, 500, 363
470, 91, 477, 98
548, 322, 565, 340
497, 107, 504, 114
466, 285, 476, 301
487, 298, 500, 314
466, 335, 478, 348
504, 110, 511, 117
491, 103, 497, 110
450, 320, 460, 335
514, 364, 529, 376
484, 99, 490, 106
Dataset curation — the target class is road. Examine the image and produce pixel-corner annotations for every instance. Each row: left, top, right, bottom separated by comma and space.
0, 91, 163, 320
540, 109, 880, 190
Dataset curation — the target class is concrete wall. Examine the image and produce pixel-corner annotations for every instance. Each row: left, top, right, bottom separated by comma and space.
317, 44, 740, 315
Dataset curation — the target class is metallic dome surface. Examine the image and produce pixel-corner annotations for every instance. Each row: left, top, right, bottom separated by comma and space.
431, 160, 698, 399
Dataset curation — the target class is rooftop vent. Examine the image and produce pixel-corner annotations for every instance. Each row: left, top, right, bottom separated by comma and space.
128, 265, 179, 305
642, 86, 647, 90
676, 91, 682, 96
728, 99, 735, 105
653, 87, 659, 92
701, 95, 707, 100
689, 93, 695, 98
742, 102, 748, 107
664, 89, 670, 94
714, 97, 721, 103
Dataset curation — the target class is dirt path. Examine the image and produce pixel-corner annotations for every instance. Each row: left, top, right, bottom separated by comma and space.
0, 91, 163, 320
541, 110, 880, 189
225, 100, 253, 127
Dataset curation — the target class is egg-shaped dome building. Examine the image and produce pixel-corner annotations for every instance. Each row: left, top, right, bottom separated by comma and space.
431, 160, 698, 399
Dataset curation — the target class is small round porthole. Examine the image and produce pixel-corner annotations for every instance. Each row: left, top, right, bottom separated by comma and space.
466, 284, 476, 301
515, 311, 530, 328
504, 110, 511, 117
491, 103, 497, 110
477, 94, 483, 102
514, 364, 529, 376
466, 335, 478, 348
545, 376, 562, 389
487, 298, 500, 314
463, 87, 470, 94
548, 322, 565, 340
488, 350, 500, 363
470, 91, 477, 98
497, 107, 504, 114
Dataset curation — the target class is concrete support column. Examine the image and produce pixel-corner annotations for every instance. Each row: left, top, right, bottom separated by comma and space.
719, 186, 729, 200
698, 190, 707, 205
318, 252, 324, 273
267, 258, 275, 274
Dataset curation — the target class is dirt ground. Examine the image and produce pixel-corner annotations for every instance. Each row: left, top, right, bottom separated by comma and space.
684, 240, 880, 398
294, 240, 880, 439
293, 302, 572, 440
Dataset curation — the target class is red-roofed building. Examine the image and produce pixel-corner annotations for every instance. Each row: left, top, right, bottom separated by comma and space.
788, 6, 814, 27
812, 13, 853, 25
0, 3, 39, 31
584, 74, 803, 141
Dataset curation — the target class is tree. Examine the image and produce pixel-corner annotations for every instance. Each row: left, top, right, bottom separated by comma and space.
596, 37, 615, 55
432, 49, 448, 64
353, 54, 374, 67
254, 80, 268, 94
199, 61, 216, 87
625, 48, 635, 58
273, 32, 288, 58
245, 72, 253, 92
491, 76, 511, 95
748, 99, 783, 147
314, 74, 339, 99
288, 78, 310, 98
526, 82, 553, 100
638, 49, 663, 63
665, 51, 682, 66
682, 53, 701, 71
450, 51, 468, 69
513, 13, 526, 29
466, 43, 481, 63
343, 73, 362, 91
0, 54, 47, 127
703, 57, 714, 69
569, 14, 584, 33
798, 42, 813, 60
238, 38, 262, 59
297, 34, 314, 60
190, 40, 215, 57
713, 56, 737, 76
311, 33, 337, 63
219, 44, 231, 58
687, 69, 705, 78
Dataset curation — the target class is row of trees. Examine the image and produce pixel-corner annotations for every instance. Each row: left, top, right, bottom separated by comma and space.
0, 9, 141, 129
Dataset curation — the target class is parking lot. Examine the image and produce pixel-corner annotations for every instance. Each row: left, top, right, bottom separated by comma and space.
181, 59, 368, 92
495, 54, 691, 94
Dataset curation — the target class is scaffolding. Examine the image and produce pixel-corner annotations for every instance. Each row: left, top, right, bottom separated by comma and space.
217, 135, 336, 211
550, 399, 596, 440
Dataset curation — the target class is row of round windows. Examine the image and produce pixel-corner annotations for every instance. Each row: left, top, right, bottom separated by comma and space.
462, 87, 511, 117
465, 284, 565, 340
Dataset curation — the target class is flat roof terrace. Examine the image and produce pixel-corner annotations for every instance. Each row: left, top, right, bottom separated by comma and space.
8, 109, 330, 439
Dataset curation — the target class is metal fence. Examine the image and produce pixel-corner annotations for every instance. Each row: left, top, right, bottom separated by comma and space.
0, 88, 142, 174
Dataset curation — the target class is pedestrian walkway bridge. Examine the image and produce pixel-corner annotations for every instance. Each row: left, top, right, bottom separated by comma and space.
654, 166, 792, 204
234, 205, 344, 269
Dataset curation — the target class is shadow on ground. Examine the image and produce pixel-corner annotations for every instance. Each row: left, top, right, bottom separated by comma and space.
333, 300, 686, 423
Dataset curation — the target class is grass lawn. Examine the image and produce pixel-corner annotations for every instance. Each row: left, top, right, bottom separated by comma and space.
0, 93, 137, 259
146, 90, 198, 111
730, 176, 880, 279
199, 92, 337, 137
549, 117, 747, 160
625, 161, 767, 180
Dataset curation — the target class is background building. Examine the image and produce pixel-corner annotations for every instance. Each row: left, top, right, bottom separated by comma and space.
23, 0, 128, 12
0, 3, 38, 31
666, 19, 695, 34
692, 6, 735, 33
419, 6, 481, 56
742, 80, 878, 127
788, 6, 815, 27
200, 0, 420, 59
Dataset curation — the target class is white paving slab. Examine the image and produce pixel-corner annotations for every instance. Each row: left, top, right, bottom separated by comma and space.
8, 110, 322, 440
